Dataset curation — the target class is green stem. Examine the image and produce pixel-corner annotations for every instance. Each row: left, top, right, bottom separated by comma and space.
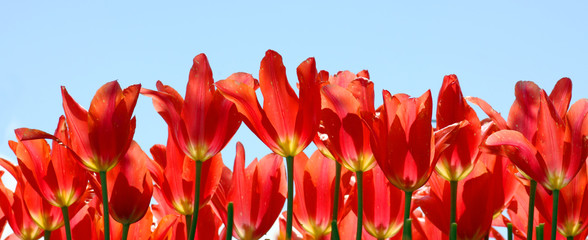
44, 230, 51, 240
567, 237, 573, 240
226, 202, 234, 240
286, 156, 294, 240
507, 223, 513, 240
61, 206, 72, 240
99, 171, 110, 240
188, 161, 203, 240
356, 171, 363, 240
405, 219, 412, 240
450, 223, 457, 240
450, 180, 457, 238
331, 162, 341, 240
537, 223, 544, 240
122, 223, 130, 240
402, 191, 413, 240
528, 180, 537, 240
552, 189, 560, 240
185, 215, 191, 239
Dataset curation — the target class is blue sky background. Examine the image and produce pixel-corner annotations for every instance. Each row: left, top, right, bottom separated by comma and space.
1, 1, 587, 238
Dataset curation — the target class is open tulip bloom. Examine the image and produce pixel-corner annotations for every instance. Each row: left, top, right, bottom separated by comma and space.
4, 50, 588, 240
216, 50, 321, 240
485, 79, 588, 239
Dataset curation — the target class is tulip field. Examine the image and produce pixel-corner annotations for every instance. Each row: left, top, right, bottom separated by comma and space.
0, 49, 587, 240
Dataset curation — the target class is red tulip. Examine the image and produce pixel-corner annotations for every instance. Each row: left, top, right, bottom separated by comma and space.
502, 183, 546, 240
337, 211, 380, 240
215, 50, 320, 158
349, 165, 405, 239
213, 142, 287, 240
0, 159, 61, 239
313, 70, 371, 162
318, 83, 376, 172
50, 204, 99, 240
61, 80, 140, 172
105, 141, 153, 225
148, 131, 223, 216
152, 204, 222, 240
109, 208, 153, 240
371, 89, 463, 192
534, 164, 588, 239
416, 162, 507, 239
435, 74, 482, 181
293, 150, 353, 239
14, 116, 88, 208
141, 53, 242, 162
470, 78, 577, 240
486, 93, 588, 191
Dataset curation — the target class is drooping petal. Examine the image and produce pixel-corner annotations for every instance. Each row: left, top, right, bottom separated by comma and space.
465, 96, 508, 130
486, 130, 547, 186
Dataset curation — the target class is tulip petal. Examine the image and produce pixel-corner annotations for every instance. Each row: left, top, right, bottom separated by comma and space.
507, 81, 541, 139
465, 96, 508, 130
259, 50, 299, 141
485, 130, 547, 185
549, 77, 572, 120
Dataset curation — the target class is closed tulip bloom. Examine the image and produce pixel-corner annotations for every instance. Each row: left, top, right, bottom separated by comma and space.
61, 80, 140, 172
105, 141, 153, 225
371, 90, 462, 193
435, 74, 482, 181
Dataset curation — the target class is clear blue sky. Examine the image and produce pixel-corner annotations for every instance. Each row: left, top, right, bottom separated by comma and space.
1, 1, 587, 236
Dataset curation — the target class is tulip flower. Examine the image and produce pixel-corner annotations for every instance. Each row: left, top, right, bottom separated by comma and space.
502, 183, 546, 240
151, 204, 222, 240
60, 80, 140, 240
105, 141, 153, 239
213, 142, 287, 240
348, 165, 405, 239
533, 164, 588, 239
416, 171, 497, 240
15, 81, 140, 238
147, 130, 223, 236
216, 50, 320, 240
434, 74, 481, 238
141, 53, 243, 240
312, 69, 371, 239
0, 158, 62, 239
292, 150, 353, 239
49, 204, 99, 240
14, 116, 88, 240
469, 78, 576, 239
370, 89, 465, 239
316, 79, 378, 240
487, 91, 588, 239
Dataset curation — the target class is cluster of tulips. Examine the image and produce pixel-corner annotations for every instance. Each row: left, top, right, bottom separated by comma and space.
0, 49, 587, 240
